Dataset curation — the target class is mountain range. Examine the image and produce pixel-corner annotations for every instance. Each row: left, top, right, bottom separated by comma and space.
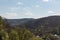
7, 16, 60, 27
7, 16, 60, 35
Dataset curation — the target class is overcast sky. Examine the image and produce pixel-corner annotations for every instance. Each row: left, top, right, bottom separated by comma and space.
0, 0, 60, 19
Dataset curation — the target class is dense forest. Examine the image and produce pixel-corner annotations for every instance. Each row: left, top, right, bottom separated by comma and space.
0, 16, 60, 40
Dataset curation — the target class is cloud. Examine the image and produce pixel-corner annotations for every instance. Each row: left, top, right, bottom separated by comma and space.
42, 0, 49, 2
17, 2, 23, 5
24, 10, 33, 16
23, 9, 36, 18
9, 7, 19, 11
32, 5, 40, 8
23, 7, 33, 16
0, 12, 18, 19
48, 11, 55, 13
23, 7, 30, 10
10, 7, 19, 10
42, 0, 53, 2
48, 11, 60, 15
35, 5, 40, 8
23, 9, 42, 18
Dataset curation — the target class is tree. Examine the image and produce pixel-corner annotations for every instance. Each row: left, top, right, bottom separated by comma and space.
0, 29, 9, 40
17, 28, 34, 40
9, 29, 19, 40
0, 16, 6, 29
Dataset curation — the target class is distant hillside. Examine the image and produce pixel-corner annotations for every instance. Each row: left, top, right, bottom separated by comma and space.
7, 18, 34, 26
17, 16, 60, 28
7, 16, 60, 28
1, 16, 60, 40
7, 16, 60, 35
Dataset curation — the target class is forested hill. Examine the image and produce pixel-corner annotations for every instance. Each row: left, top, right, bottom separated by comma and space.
0, 16, 43, 40
7, 16, 60, 28
7, 16, 60, 35
1, 16, 60, 40
7, 18, 34, 26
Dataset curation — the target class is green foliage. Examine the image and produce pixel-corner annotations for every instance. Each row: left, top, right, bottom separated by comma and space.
31, 36, 43, 40
42, 34, 60, 40
21, 29, 33, 40
9, 29, 19, 40
0, 29, 9, 40
16, 28, 34, 40
1, 16, 60, 40
0, 16, 4, 27
0, 16, 6, 29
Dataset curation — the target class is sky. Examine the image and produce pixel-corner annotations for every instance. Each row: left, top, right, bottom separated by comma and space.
0, 0, 60, 19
